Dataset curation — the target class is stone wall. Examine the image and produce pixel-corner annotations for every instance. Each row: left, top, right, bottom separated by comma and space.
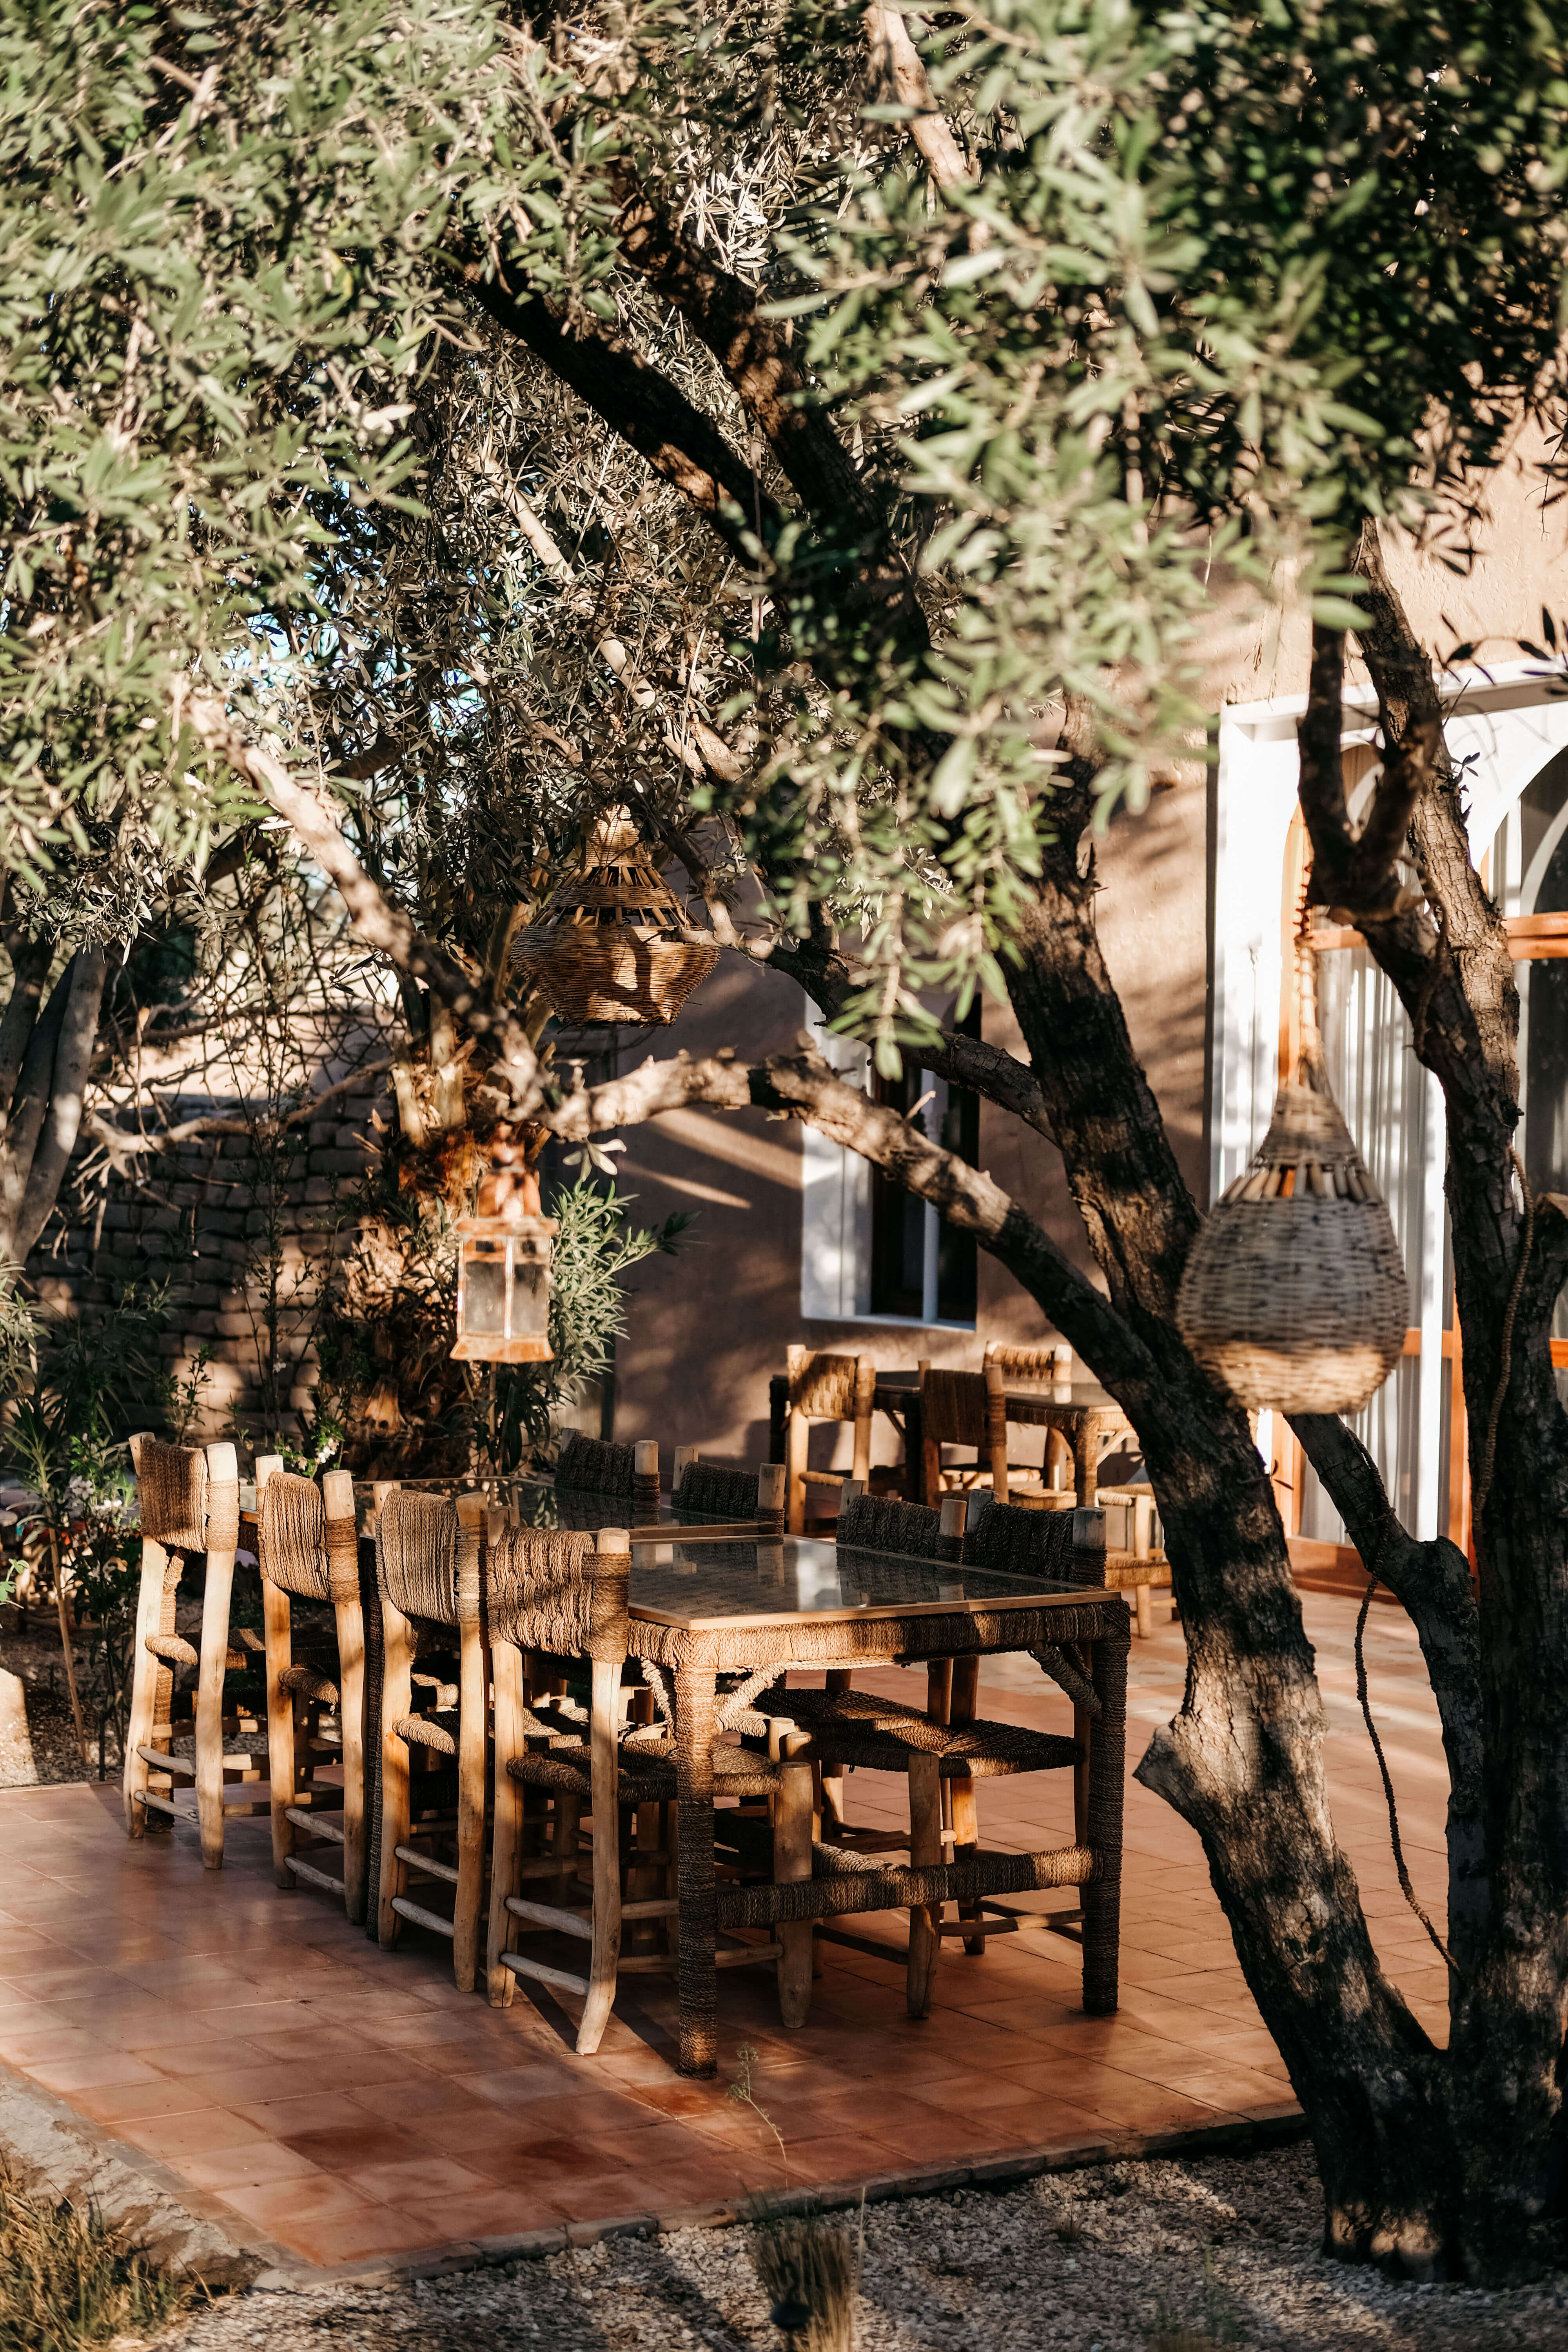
25, 1018, 396, 1448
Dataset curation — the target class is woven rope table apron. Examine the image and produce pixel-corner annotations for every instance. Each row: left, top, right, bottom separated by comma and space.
626, 1533, 1131, 2077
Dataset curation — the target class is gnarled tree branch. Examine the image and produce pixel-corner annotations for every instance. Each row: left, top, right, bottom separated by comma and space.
178, 691, 542, 1109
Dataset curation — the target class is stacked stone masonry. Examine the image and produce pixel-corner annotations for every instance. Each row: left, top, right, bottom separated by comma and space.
25, 1020, 397, 1446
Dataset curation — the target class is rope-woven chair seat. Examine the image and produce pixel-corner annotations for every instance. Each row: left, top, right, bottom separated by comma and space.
1100, 1552, 1173, 1592
279, 1663, 339, 1705
554, 1433, 635, 1497
714, 1839, 1094, 1933
675, 1462, 759, 1519
411, 1670, 458, 1708
392, 1711, 457, 1755
505, 1738, 786, 1803
143, 1632, 247, 1673
135, 1436, 210, 1551
786, 1721, 1079, 1780
836, 1493, 949, 1559
750, 1686, 1078, 1778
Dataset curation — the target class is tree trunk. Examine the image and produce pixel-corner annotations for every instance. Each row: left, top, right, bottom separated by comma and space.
0, 944, 109, 1277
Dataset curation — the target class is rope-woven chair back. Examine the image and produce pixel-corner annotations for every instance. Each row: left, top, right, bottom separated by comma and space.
786, 1347, 871, 1422
966, 1500, 1078, 1581
484, 1524, 628, 1662
837, 1493, 946, 1559
983, 1344, 1062, 1388
920, 1369, 988, 1448
675, 1461, 759, 1519
136, 1437, 209, 1550
555, 1432, 635, 1497
378, 1488, 459, 1626
258, 1472, 330, 1602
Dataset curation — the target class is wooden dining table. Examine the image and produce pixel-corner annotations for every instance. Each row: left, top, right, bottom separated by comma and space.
624, 1530, 1130, 2077
241, 1485, 1129, 2073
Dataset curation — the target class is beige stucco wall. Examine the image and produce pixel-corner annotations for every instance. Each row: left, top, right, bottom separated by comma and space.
611, 452, 1568, 1469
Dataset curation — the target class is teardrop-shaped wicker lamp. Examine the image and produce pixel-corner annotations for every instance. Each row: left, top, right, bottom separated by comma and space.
512, 809, 719, 1027
1177, 924, 1408, 1416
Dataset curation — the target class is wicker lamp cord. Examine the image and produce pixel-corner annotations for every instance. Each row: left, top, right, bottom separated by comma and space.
1303, 885, 1465, 1973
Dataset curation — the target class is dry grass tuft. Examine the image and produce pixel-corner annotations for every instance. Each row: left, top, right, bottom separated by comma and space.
0, 2166, 196, 2352
751, 2210, 860, 2352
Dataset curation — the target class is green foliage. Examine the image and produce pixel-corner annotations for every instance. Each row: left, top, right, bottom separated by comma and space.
0, 1285, 208, 1747
0, 1282, 205, 1515
11, 0, 1566, 1069
488, 1172, 695, 1470
0, 0, 509, 889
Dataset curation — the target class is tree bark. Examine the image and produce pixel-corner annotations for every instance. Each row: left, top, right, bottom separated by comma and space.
0, 948, 109, 1274
1289, 525, 1568, 2277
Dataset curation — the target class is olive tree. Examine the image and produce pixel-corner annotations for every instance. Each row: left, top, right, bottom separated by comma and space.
11, 0, 1568, 2283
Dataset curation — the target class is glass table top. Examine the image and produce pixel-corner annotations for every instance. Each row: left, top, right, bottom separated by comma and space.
626, 1535, 1085, 1628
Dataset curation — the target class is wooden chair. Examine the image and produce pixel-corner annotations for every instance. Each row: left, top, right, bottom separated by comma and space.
123, 1436, 263, 1868
671, 1457, 787, 1529
780, 1347, 875, 1533
982, 1341, 1076, 1493
917, 1363, 1028, 1501
976, 1479, 1173, 1640
255, 1459, 370, 1919
747, 1491, 1095, 2017
485, 1524, 816, 2053
555, 1432, 661, 1516
376, 1488, 489, 1990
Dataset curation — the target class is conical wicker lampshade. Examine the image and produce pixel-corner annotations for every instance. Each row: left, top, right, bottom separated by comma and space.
512, 809, 718, 1027
1177, 930, 1408, 1416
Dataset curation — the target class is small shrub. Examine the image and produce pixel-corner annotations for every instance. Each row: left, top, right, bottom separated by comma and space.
0, 2166, 197, 2351
1145, 2249, 1245, 2352
751, 2210, 859, 2352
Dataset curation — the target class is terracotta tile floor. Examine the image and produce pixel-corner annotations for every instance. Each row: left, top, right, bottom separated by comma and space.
0, 1588, 1448, 2271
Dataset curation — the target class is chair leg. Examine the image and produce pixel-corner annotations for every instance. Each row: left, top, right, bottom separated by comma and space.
454, 1618, 487, 1993
377, 1594, 415, 1947
122, 1537, 167, 1838
1134, 1582, 1154, 1640
487, 1642, 525, 2006
818, 1667, 851, 1840
195, 1539, 236, 1874
577, 1657, 622, 2056
785, 1411, 809, 1537
906, 1751, 943, 2019
263, 1578, 295, 1889
949, 1655, 984, 1955
336, 1593, 368, 1923
775, 1759, 813, 2029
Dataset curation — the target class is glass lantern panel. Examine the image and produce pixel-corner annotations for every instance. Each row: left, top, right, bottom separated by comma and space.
510, 1252, 550, 1338
465, 1252, 506, 1337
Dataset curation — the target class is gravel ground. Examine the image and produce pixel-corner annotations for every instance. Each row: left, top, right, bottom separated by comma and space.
154, 2144, 1568, 2352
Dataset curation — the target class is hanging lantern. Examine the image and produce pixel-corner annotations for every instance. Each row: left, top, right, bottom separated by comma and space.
511, 807, 718, 1027
1177, 920, 1408, 1416
452, 1135, 557, 1364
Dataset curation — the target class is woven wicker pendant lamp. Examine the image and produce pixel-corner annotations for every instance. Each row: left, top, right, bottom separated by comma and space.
512, 808, 718, 1026
1177, 918, 1408, 1416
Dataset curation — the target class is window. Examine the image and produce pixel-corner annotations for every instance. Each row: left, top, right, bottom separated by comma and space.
800, 997, 980, 1328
